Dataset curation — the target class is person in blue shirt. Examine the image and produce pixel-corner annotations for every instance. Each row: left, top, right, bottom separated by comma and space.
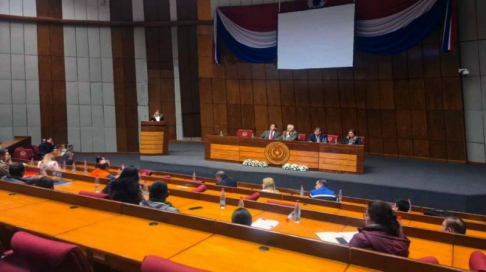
308, 127, 328, 143
341, 129, 362, 145
309, 180, 335, 199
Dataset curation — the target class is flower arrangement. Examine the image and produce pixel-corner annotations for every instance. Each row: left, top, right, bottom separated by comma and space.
282, 163, 309, 172
243, 159, 268, 168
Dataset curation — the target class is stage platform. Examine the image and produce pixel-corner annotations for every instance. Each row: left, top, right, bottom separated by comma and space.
141, 142, 486, 215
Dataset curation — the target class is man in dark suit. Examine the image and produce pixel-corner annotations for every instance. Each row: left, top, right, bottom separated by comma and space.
308, 127, 328, 143
215, 171, 237, 188
260, 123, 281, 140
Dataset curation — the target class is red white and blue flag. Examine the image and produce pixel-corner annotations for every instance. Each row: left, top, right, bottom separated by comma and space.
213, 0, 457, 64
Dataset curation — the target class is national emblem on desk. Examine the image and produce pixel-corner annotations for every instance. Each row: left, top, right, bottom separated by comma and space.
264, 142, 290, 165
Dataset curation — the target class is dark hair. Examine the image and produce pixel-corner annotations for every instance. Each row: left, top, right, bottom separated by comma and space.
149, 181, 169, 202
270, 123, 277, 128
314, 127, 321, 132
444, 216, 467, 235
232, 208, 252, 226
317, 180, 328, 187
119, 166, 140, 182
110, 177, 142, 204
395, 199, 410, 212
367, 201, 401, 237
35, 177, 54, 189
95, 155, 103, 163
347, 129, 358, 140
9, 163, 25, 178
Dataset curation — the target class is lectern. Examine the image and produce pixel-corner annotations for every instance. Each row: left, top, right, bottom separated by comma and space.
140, 121, 169, 155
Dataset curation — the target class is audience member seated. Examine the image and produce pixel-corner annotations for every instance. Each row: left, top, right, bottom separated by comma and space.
349, 201, 410, 257
34, 177, 54, 189
95, 155, 105, 168
89, 159, 116, 180
260, 123, 281, 140
0, 163, 37, 185
441, 216, 467, 235
281, 124, 298, 141
308, 127, 328, 143
393, 199, 411, 212
215, 171, 237, 187
109, 177, 143, 205
309, 180, 335, 199
140, 181, 180, 213
261, 177, 280, 194
102, 166, 140, 195
0, 147, 10, 177
231, 208, 252, 226
37, 153, 60, 170
39, 138, 55, 154
61, 145, 74, 165
341, 129, 362, 145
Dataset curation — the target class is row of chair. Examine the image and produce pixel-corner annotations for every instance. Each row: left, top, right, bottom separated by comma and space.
12, 145, 43, 161
236, 129, 365, 144
0, 231, 207, 272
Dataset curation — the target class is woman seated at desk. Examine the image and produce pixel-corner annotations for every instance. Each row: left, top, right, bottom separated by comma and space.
341, 129, 362, 145
149, 110, 164, 122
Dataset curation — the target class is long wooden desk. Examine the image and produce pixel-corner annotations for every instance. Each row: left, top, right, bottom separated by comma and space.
205, 135, 364, 173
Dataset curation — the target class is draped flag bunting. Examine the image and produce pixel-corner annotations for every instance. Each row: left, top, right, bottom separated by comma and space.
213, 0, 457, 64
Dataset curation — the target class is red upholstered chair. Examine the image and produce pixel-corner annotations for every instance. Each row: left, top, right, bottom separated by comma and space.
157, 175, 171, 179
10, 231, 92, 272
141, 255, 209, 272
29, 145, 42, 159
418, 256, 439, 265
470, 250, 486, 272
13, 148, 33, 160
359, 136, 365, 145
245, 192, 260, 201
266, 200, 294, 208
192, 184, 206, 193
0, 253, 29, 272
139, 169, 152, 176
236, 129, 253, 138
298, 133, 306, 141
327, 134, 338, 144
184, 179, 203, 184
79, 191, 110, 199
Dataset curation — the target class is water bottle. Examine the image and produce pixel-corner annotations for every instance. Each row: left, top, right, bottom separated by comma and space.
300, 185, 304, 197
220, 188, 226, 209
84, 160, 88, 174
72, 163, 76, 173
338, 189, 343, 203
192, 171, 196, 180
408, 198, 412, 212
294, 200, 301, 223
220, 131, 224, 136
238, 197, 244, 208
30, 158, 34, 165
94, 177, 100, 193
142, 181, 149, 199
251, 132, 254, 138
121, 164, 125, 170
62, 161, 66, 171
57, 169, 62, 179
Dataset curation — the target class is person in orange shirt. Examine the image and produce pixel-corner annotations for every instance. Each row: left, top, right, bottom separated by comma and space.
89, 159, 116, 180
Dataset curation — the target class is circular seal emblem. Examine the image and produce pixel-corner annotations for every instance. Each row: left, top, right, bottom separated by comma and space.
264, 142, 290, 165
242, 132, 248, 137
20, 151, 26, 157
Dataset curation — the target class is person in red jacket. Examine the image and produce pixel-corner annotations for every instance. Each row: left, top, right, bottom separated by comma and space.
349, 200, 410, 257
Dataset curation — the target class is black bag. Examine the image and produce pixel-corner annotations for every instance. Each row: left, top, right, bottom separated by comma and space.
424, 209, 452, 218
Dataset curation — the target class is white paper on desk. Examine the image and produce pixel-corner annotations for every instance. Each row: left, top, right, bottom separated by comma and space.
251, 218, 279, 230
315, 232, 358, 244
177, 186, 189, 189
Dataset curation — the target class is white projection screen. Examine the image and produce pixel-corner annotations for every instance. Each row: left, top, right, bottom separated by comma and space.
277, 4, 356, 70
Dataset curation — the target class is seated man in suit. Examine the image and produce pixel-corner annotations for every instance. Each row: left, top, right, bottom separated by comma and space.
341, 129, 362, 145
308, 127, 328, 143
39, 138, 55, 154
281, 124, 298, 141
215, 171, 237, 187
260, 123, 281, 140
309, 180, 335, 199
441, 216, 466, 235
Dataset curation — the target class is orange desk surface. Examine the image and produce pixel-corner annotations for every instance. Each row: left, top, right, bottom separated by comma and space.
178, 200, 264, 222
0, 189, 48, 211
169, 234, 350, 272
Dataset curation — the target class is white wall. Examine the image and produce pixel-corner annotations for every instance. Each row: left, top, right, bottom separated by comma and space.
0, 0, 41, 144
459, 0, 486, 162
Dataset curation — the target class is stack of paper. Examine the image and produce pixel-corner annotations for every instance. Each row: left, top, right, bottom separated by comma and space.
315, 232, 358, 244
251, 218, 279, 230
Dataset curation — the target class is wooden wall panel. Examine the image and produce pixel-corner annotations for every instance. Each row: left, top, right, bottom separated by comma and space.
197, 9, 466, 162
37, 0, 67, 144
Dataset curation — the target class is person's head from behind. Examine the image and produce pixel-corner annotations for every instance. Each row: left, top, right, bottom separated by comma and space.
47, 138, 53, 144
269, 123, 277, 131
232, 208, 252, 226
0, 147, 9, 162
262, 177, 276, 191
441, 216, 466, 235
110, 177, 141, 204
98, 159, 111, 170
149, 181, 169, 202
35, 177, 54, 189
365, 201, 401, 237
42, 153, 55, 164
9, 163, 25, 178
42, 139, 46, 143
287, 124, 294, 133
347, 129, 356, 139
393, 199, 410, 212
95, 155, 104, 164
119, 166, 140, 182
315, 180, 328, 190
215, 171, 226, 182
314, 127, 321, 136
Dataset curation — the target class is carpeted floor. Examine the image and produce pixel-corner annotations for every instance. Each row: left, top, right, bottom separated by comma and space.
140, 142, 486, 215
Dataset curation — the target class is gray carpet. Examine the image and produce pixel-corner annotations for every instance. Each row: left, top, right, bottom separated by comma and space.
141, 142, 486, 215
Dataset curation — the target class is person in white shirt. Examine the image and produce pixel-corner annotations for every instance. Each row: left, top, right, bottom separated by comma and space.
37, 153, 60, 171
150, 109, 164, 122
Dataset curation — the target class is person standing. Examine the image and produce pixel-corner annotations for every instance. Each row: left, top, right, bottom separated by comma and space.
150, 109, 164, 122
